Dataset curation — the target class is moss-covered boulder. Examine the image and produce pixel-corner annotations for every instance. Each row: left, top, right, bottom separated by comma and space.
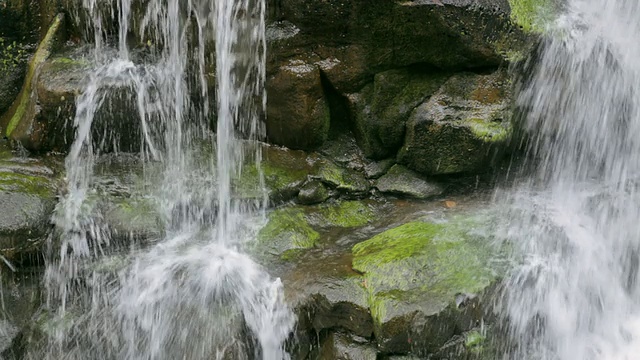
313, 158, 370, 196
257, 206, 320, 259
266, 58, 330, 150
351, 219, 498, 354
399, 70, 512, 176
351, 69, 450, 159
374, 165, 443, 200
0, 143, 59, 263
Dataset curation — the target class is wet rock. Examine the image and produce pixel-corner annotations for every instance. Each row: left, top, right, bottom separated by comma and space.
275, 0, 529, 71
284, 254, 373, 338
257, 206, 320, 259
313, 158, 370, 196
351, 218, 499, 355
0, 144, 59, 263
235, 145, 311, 204
363, 159, 395, 180
266, 58, 330, 150
318, 134, 366, 172
318, 332, 377, 360
399, 70, 513, 176
297, 180, 330, 205
351, 69, 450, 159
0, 274, 41, 358
374, 165, 444, 199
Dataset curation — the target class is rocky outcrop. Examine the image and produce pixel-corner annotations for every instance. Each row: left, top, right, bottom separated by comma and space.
399, 70, 512, 175
0, 142, 60, 265
350, 69, 450, 159
266, 59, 331, 150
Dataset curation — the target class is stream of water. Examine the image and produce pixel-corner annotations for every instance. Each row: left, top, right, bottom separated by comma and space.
43, 0, 294, 359
498, 0, 640, 359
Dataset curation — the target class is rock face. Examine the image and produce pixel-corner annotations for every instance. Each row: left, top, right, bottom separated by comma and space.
0, 142, 59, 264
266, 59, 330, 150
264, 0, 529, 151
351, 69, 450, 159
399, 70, 512, 175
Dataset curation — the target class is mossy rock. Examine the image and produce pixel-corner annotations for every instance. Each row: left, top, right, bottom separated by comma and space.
0, 145, 59, 262
311, 200, 375, 228
351, 217, 499, 354
256, 200, 376, 260
399, 70, 513, 176
257, 207, 320, 259
314, 159, 370, 195
508, 0, 556, 33
234, 146, 311, 203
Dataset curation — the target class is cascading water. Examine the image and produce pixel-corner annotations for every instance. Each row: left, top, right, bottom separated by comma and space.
42, 0, 294, 359
498, 0, 640, 359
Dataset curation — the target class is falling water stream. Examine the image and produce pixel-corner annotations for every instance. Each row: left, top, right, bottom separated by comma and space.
498, 0, 640, 359
43, 0, 294, 359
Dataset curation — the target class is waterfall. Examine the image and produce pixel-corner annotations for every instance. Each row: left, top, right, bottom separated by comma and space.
43, 0, 294, 359
498, 0, 640, 359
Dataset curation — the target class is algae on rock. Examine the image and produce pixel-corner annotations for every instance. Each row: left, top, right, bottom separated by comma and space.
351, 218, 498, 354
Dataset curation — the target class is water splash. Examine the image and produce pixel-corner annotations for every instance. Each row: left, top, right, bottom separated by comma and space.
44, 0, 294, 359
498, 0, 640, 359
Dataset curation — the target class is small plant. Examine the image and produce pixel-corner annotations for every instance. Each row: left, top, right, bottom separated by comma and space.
0, 36, 29, 71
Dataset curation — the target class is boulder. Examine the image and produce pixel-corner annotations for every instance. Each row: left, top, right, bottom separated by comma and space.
399, 70, 512, 175
318, 332, 377, 360
266, 58, 330, 150
0, 143, 59, 264
351, 217, 499, 355
351, 69, 450, 159
374, 165, 444, 199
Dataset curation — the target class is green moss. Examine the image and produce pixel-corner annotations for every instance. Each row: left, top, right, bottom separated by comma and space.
318, 201, 374, 228
353, 222, 444, 269
3, 14, 64, 137
508, 0, 555, 33
467, 118, 510, 142
352, 219, 497, 327
465, 330, 486, 349
235, 161, 307, 199
258, 207, 319, 254
316, 160, 369, 193
0, 37, 29, 72
0, 171, 55, 197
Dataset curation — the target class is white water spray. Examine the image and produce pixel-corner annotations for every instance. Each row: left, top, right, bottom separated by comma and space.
498, 1, 640, 359
44, 0, 294, 359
